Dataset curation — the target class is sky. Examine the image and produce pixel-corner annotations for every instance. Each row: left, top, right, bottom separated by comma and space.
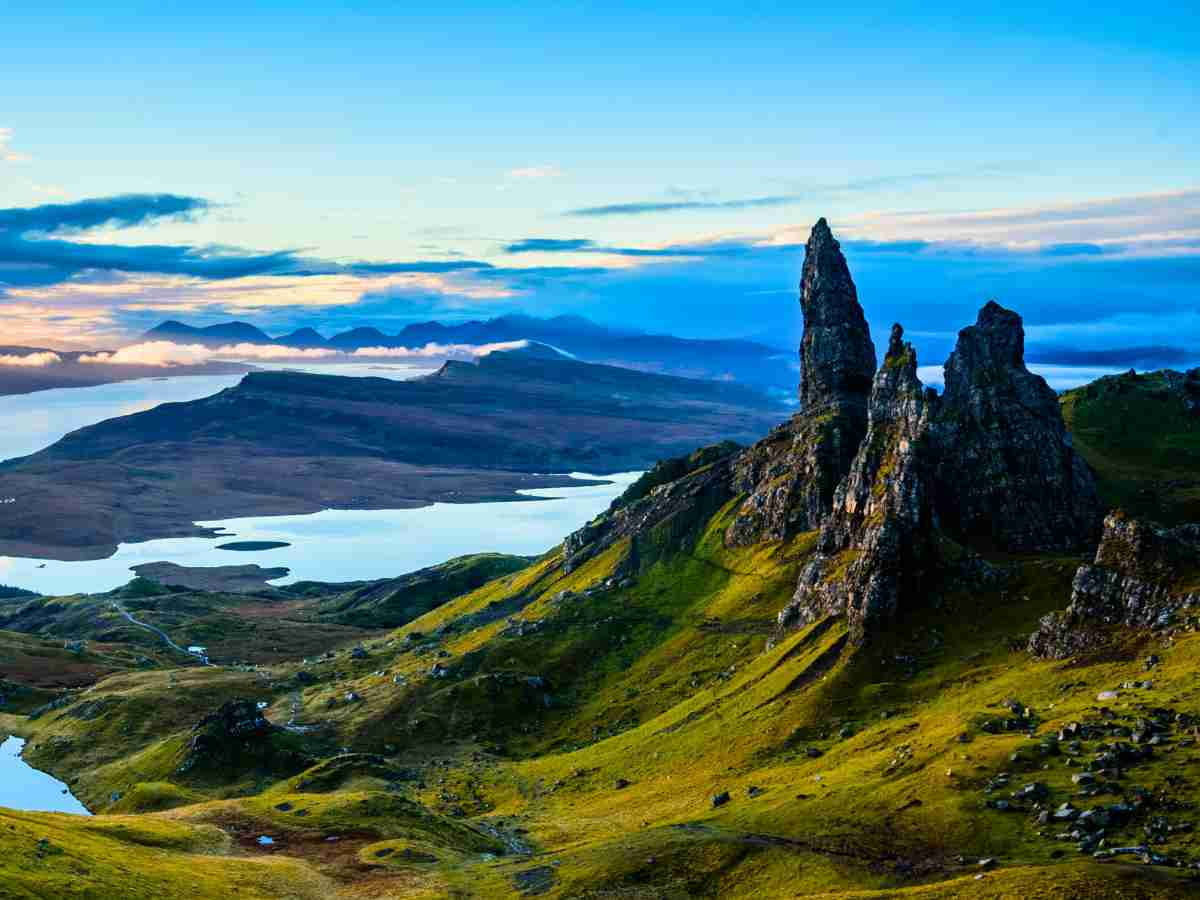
1, 1, 1198, 371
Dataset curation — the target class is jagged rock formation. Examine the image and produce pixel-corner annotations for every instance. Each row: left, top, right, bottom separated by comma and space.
931, 301, 1100, 552
566, 223, 1103, 646
727, 219, 876, 545
1030, 512, 1200, 658
779, 325, 935, 640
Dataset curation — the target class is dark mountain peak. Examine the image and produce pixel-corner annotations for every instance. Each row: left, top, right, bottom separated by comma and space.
327, 326, 391, 349
276, 327, 327, 348
142, 320, 272, 346
798, 218, 876, 413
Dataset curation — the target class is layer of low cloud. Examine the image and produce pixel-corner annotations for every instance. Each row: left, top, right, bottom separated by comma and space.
74, 339, 532, 368
0, 351, 63, 367
351, 340, 530, 359
79, 341, 340, 367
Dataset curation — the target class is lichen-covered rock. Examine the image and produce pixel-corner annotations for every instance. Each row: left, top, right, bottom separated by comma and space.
1029, 512, 1200, 657
727, 219, 875, 545
779, 324, 935, 641
932, 301, 1100, 552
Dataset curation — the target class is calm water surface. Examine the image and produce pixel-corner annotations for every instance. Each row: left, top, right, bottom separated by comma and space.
0, 370, 634, 596
0, 473, 637, 595
0, 737, 90, 814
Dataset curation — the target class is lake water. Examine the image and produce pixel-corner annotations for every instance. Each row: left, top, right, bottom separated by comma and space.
0, 370, 635, 596
0, 369, 633, 595
0, 472, 638, 596
0, 736, 90, 814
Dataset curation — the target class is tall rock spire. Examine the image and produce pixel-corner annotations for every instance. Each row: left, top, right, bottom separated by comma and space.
798, 218, 877, 413
727, 219, 876, 545
932, 300, 1101, 551
780, 323, 935, 642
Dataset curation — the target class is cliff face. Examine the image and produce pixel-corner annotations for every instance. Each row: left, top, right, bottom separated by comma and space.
726, 219, 876, 545
780, 324, 935, 641
1029, 512, 1200, 658
932, 301, 1101, 552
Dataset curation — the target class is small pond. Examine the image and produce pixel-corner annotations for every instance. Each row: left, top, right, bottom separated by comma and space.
0, 736, 91, 815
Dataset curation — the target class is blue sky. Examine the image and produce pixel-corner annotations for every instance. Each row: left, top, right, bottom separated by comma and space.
1, 2, 1197, 370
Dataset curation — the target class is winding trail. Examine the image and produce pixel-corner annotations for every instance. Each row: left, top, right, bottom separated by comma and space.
110, 601, 211, 665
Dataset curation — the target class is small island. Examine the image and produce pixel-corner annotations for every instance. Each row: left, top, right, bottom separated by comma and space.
215, 541, 291, 552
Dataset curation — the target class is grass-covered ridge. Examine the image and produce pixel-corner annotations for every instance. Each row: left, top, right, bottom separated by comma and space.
4, 364, 1200, 896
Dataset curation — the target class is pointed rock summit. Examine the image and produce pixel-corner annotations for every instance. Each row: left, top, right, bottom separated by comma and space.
932, 300, 1101, 552
727, 219, 876, 545
798, 218, 877, 414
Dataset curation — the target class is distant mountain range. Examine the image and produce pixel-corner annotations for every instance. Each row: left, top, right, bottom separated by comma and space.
142, 314, 798, 398
0, 344, 785, 560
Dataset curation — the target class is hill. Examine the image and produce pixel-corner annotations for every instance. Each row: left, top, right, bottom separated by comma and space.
4, 221, 1200, 898
0, 347, 783, 560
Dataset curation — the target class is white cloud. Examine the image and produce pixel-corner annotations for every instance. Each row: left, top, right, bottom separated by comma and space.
0, 127, 30, 163
79, 341, 339, 367
76, 340, 527, 368
507, 165, 562, 179
0, 351, 63, 367
352, 340, 530, 360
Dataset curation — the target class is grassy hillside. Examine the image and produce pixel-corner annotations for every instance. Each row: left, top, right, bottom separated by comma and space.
4, 487, 1199, 897
1062, 369, 1200, 523
2, 370, 1200, 896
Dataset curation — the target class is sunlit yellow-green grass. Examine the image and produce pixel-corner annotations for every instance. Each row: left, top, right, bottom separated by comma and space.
6, 494, 1200, 897
0, 808, 330, 899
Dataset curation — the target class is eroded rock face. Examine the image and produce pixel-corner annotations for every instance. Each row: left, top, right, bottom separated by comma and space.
779, 325, 935, 641
932, 301, 1101, 552
1029, 513, 1200, 658
727, 219, 875, 545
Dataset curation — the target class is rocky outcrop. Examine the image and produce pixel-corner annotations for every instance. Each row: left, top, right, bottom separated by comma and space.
178, 699, 309, 776
932, 301, 1100, 552
779, 325, 935, 641
1029, 513, 1200, 658
727, 219, 876, 545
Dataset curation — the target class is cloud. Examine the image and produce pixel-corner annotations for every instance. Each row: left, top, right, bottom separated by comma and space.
1026, 345, 1198, 367
352, 340, 531, 359
0, 128, 30, 163
0, 351, 63, 367
567, 195, 799, 217
75, 339, 535, 368
0, 193, 209, 235
508, 165, 562, 179
79, 341, 339, 367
